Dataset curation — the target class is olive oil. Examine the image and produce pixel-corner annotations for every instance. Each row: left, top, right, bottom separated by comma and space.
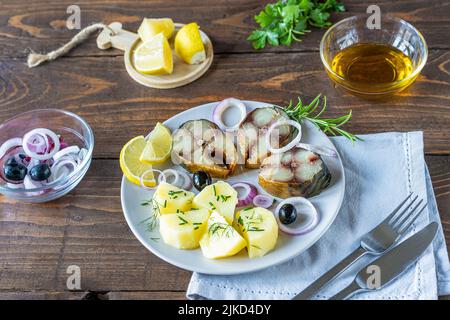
329, 43, 414, 96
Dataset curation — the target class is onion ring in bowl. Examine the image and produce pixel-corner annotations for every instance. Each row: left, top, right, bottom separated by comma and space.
49, 158, 77, 183
213, 98, 247, 131
0, 138, 23, 159
266, 120, 302, 154
274, 197, 319, 236
53, 145, 81, 162
23, 128, 60, 160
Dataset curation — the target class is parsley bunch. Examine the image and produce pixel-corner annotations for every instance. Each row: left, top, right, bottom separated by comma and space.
248, 0, 345, 49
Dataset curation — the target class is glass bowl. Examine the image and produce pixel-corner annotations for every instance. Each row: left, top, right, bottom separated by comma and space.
320, 15, 428, 98
0, 109, 94, 203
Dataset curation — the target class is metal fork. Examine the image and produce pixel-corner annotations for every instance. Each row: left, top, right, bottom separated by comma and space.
293, 193, 427, 300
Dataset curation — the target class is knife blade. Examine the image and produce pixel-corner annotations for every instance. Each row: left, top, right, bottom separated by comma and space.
330, 222, 438, 300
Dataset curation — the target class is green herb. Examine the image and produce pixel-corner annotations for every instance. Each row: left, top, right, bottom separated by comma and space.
178, 215, 189, 225
209, 222, 234, 238
248, 0, 345, 49
209, 202, 217, 210
213, 185, 217, 196
248, 227, 265, 232
220, 195, 231, 202
150, 237, 160, 242
168, 190, 183, 199
251, 244, 262, 250
140, 198, 162, 232
284, 94, 361, 142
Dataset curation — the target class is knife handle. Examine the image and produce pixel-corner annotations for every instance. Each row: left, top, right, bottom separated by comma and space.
292, 246, 367, 300
329, 281, 362, 300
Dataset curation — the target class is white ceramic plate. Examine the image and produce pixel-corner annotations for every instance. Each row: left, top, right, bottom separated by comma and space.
121, 101, 345, 275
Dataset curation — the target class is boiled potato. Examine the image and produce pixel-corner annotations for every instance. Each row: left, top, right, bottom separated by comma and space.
193, 181, 237, 224
234, 207, 278, 258
200, 211, 246, 259
159, 208, 210, 249
152, 181, 195, 214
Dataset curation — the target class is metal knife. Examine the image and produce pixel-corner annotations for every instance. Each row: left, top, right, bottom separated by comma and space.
329, 222, 438, 300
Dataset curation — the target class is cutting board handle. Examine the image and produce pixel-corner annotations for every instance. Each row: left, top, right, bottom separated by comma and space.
97, 22, 139, 51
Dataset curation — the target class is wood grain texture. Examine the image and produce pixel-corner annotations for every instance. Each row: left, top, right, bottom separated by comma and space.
0, 0, 449, 300
0, 0, 449, 59
0, 50, 449, 156
0, 156, 448, 297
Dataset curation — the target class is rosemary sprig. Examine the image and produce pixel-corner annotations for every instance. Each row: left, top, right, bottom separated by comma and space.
284, 94, 362, 143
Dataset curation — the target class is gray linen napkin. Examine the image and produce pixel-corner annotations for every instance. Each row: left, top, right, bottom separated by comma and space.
187, 131, 450, 300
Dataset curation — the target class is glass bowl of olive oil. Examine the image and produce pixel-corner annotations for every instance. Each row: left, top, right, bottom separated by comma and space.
320, 15, 427, 98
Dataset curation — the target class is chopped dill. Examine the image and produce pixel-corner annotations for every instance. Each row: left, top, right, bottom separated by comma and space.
208, 222, 234, 238
178, 215, 189, 225
140, 198, 162, 231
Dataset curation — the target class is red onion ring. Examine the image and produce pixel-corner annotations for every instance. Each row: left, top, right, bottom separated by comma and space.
266, 120, 302, 154
140, 169, 165, 190
0, 138, 23, 159
253, 194, 275, 208
53, 146, 80, 162
158, 169, 192, 190
24, 175, 42, 189
49, 158, 77, 183
274, 197, 319, 236
178, 170, 193, 190
23, 128, 60, 160
212, 98, 247, 131
158, 169, 179, 186
296, 142, 337, 158
231, 182, 258, 207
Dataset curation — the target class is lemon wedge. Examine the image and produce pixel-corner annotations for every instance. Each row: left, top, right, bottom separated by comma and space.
140, 123, 172, 164
120, 136, 156, 187
138, 18, 175, 41
174, 22, 206, 65
134, 33, 173, 75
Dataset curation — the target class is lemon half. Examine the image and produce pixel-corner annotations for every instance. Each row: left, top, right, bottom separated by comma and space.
174, 22, 206, 65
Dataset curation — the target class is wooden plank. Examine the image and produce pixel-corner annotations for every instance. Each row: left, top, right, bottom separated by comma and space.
0, 50, 448, 156
0, 156, 448, 294
0, 0, 448, 59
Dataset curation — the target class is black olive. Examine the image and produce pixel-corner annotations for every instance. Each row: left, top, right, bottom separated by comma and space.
279, 203, 297, 225
5, 157, 18, 166
29, 164, 51, 181
3, 163, 27, 182
193, 171, 212, 191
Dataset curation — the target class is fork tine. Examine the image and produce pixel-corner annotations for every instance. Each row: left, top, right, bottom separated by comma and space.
397, 203, 427, 234
383, 193, 413, 224
393, 198, 424, 231
389, 194, 418, 226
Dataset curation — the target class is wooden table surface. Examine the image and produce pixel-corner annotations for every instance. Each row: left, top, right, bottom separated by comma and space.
0, 0, 449, 300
